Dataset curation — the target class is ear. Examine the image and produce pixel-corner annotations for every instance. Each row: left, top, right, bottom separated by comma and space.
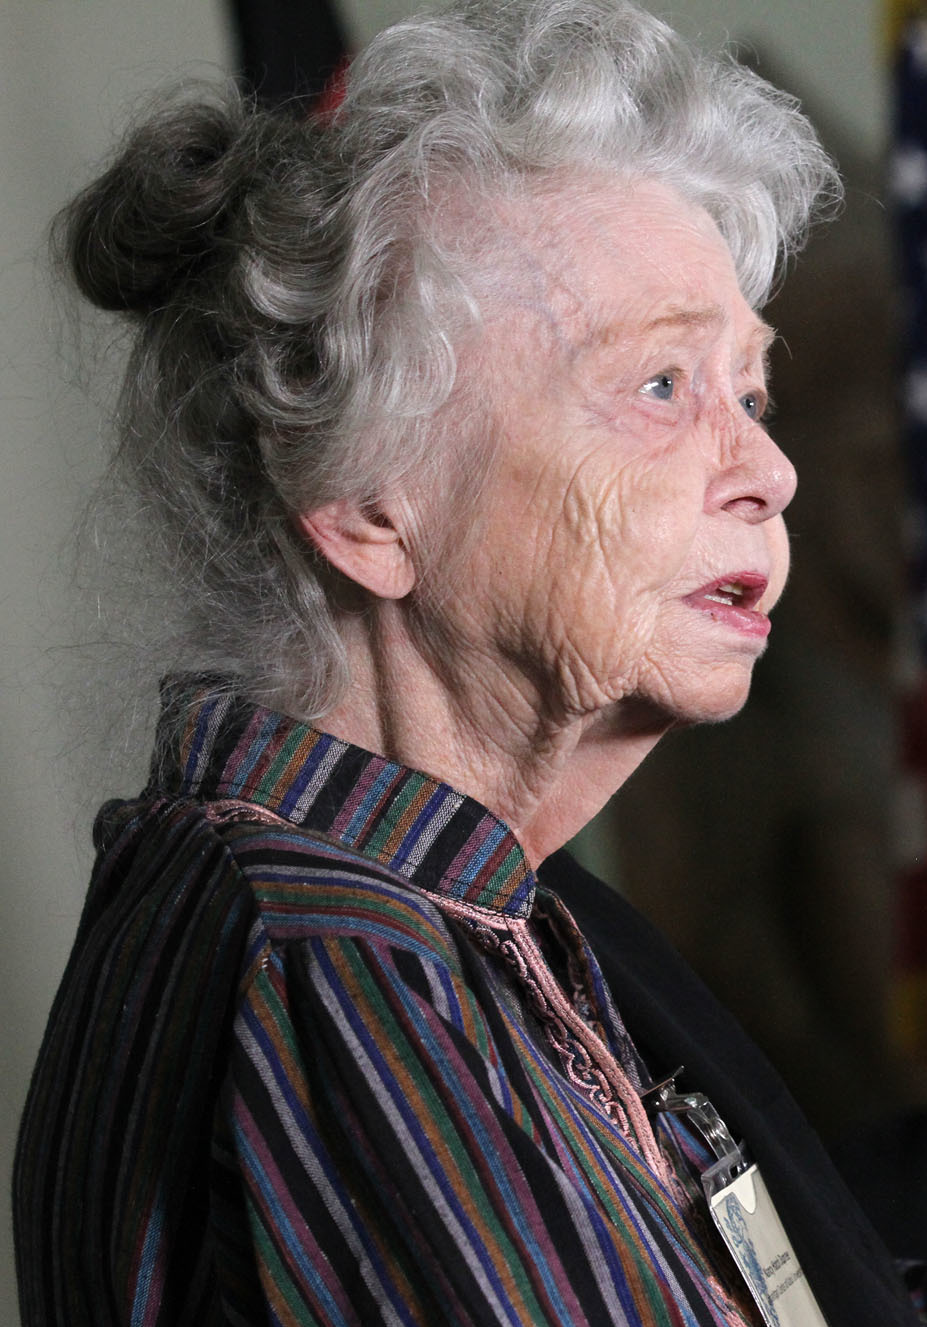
295, 498, 417, 601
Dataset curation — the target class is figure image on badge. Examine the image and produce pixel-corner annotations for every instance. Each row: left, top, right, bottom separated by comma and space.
719, 1197, 782, 1327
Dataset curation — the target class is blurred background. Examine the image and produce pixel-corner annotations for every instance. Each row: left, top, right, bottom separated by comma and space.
1, 0, 925, 1320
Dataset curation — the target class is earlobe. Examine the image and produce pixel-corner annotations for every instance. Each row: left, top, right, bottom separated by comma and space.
296, 499, 417, 600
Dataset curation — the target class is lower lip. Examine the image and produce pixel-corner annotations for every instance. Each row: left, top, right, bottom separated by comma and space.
683, 591, 772, 639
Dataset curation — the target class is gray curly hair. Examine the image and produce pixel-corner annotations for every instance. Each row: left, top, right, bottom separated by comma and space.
61, 0, 840, 720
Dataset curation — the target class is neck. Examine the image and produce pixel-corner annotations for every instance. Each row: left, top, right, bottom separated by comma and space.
317, 602, 670, 867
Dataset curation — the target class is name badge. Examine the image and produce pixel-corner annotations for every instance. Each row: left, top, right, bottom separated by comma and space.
704, 1152, 829, 1327
649, 1075, 829, 1327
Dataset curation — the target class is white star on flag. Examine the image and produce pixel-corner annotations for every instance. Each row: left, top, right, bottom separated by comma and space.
893, 144, 927, 206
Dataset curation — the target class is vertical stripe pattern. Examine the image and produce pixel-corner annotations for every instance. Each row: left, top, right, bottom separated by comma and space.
15, 679, 761, 1326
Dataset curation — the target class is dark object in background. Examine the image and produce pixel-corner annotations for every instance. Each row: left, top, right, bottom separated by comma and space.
831, 1109, 927, 1264
228, 0, 349, 109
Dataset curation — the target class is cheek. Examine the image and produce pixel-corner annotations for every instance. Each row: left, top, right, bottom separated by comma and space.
766, 516, 791, 605
513, 455, 704, 689
562, 453, 703, 595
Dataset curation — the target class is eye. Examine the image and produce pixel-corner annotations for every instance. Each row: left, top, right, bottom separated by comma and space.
740, 391, 765, 421
640, 372, 676, 402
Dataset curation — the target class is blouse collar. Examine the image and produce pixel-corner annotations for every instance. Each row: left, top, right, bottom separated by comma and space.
151, 676, 537, 918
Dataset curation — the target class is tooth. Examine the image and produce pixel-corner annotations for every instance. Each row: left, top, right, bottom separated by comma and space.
717, 582, 741, 595
705, 593, 733, 605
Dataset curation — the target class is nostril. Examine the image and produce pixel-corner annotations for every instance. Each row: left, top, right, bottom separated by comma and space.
721, 496, 767, 520
717, 439, 796, 521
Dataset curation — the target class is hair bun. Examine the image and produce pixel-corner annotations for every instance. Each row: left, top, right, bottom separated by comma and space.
60, 92, 247, 315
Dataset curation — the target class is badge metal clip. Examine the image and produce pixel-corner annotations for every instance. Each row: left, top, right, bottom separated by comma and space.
646, 1070, 830, 1326
647, 1067, 750, 1192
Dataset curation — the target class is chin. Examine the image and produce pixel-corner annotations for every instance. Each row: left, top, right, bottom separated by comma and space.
644, 660, 758, 729
685, 697, 751, 727
607, 682, 751, 738
676, 675, 756, 726
603, 652, 761, 733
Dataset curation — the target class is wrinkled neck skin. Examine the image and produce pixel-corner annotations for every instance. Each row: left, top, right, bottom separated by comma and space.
318, 600, 671, 869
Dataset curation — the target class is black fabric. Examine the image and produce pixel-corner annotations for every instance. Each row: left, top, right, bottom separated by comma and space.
227, 0, 348, 108
542, 849, 920, 1327
831, 1109, 927, 1263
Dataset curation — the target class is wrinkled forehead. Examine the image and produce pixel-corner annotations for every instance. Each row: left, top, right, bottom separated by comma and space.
469, 174, 769, 363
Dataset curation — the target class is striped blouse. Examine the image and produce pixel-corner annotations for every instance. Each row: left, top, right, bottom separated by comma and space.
14, 678, 762, 1326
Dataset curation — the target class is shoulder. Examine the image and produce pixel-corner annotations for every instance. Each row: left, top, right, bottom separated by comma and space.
92, 793, 462, 978
204, 806, 465, 969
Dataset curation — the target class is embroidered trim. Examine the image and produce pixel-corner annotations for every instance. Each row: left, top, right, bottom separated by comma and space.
202, 799, 295, 827
532, 890, 607, 1038
434, 894, 670, 1184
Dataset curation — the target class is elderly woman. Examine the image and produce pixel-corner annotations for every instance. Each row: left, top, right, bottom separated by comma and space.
13, 1, 920, 1324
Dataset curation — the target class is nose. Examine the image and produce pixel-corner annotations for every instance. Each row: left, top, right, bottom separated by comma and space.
705, 414, 797, 523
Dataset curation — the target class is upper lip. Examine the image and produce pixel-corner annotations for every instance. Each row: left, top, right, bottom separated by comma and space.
690, 572, 769, 611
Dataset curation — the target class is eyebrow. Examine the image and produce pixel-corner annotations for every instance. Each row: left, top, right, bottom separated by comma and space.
582, 304, 776, 355
642, 304, 725, 334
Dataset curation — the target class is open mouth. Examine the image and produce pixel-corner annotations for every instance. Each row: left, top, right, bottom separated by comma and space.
684, 573, 771, 638
701, 577, 765, 611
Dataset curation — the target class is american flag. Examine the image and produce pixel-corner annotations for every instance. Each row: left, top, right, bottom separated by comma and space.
891, 5, 927, 1062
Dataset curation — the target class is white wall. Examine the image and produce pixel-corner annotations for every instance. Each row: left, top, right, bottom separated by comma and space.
0, 1, 884, 1322
0, 5, 231, 1321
